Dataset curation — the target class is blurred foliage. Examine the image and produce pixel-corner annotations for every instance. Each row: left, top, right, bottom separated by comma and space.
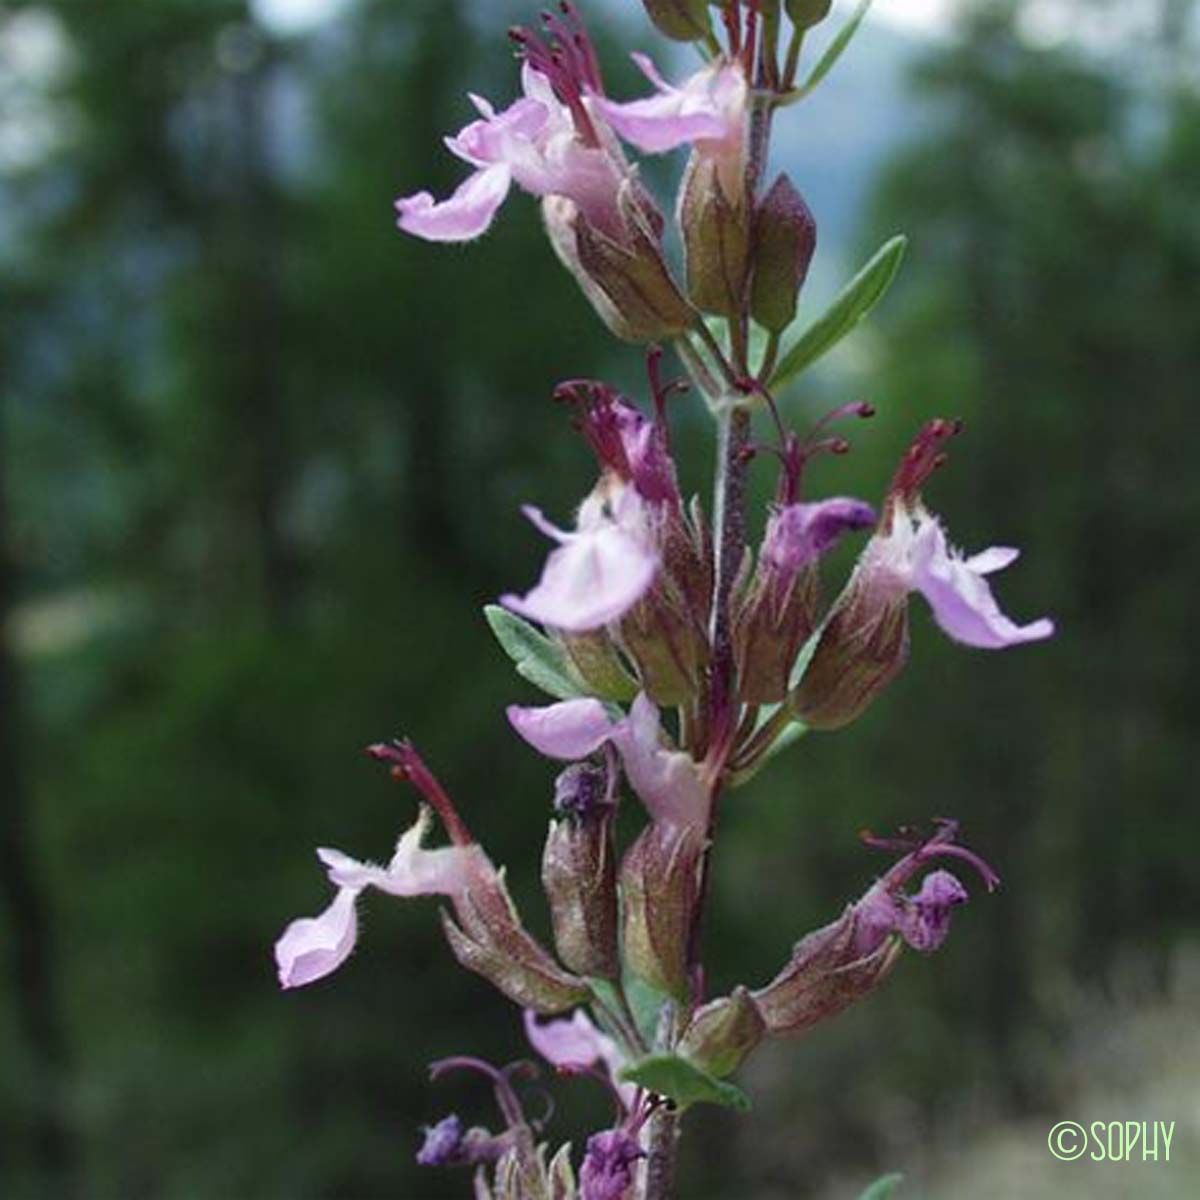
1, 0, 1198, 1198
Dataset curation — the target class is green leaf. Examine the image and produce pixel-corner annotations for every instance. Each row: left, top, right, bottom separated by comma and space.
619, 1053, 751, 1112
623, 974, 672, 1049
783, 0, 874, 104
770, 234, 907, 389
857, 1173, 903, 1200
483, 605, 582, 700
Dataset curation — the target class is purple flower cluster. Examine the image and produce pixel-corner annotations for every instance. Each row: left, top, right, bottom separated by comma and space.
273, 5, 1055, 1197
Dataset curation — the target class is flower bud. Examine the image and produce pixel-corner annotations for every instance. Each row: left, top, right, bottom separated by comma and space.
750, 174, 816, 334
785, 0, 833, 30
543, 181, 693, 343
734, 499, 875, 704
441, 862, 590, 1014
753, 820, 996, 1037
678, 985, 766, 1078
580, 1129, 643, 1200
619, 822, 703, 1000
679, 151, 751, 316
556, 630, 638, 703
619, 585, 706, 706
750, 907, 902, 1037
790, 588, 909, 729
541, 765, 620, 979
416, 1114, 506, 1168
642, 0, 712, 42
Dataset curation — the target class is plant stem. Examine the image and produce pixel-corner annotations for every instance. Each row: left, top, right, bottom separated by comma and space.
708, 404, 752, 713
642, 1106, 680, 1200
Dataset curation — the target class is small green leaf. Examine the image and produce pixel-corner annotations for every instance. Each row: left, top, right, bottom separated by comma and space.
763, 716, 807, 761
619, 1053, 751, 1112
782, 0, 874, 104
770, 234, 907, 389
483, 605, 582, 700
857, 1173, 903, 1200
623, 974, 672, 1049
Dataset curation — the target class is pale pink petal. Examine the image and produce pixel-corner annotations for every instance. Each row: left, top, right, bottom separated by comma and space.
447, 97, 549, 165
521, 61, 559, 109
394, 163, 512, 243
594, 58, 744, 155
595, 90, 726, 154
611, 693, 709, 832
524, 1008, 613, 1067
911, 519, 1054, 649
500, 515, 658, 633
629, 50, 673, 93
275, 886, 358, 989
524, 1009, 637, 1109
507, 698, 614, 760
318, 809, 478, 898
964, 546, 1019, 574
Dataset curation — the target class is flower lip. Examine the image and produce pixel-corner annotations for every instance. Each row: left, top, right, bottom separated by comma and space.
594, 53, 747, 159
580, 1128, 645, 1200
500, 486, 659, 633
416, 1114, 465, 1167
275, 885, 359, 989
761, 498, 876, 577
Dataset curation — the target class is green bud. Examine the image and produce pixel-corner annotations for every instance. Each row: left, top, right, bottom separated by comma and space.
555, 629, 638, 703
750, 173, 817, 334
678, 986, 767, 1078
679, 153, 751, 317
620, 823, 703, 1000
643, 0, 712, 41
542, 812, 620, 980
732, 564, 819, 704
790, 591, 908, 730
544, 181, 693, 344
441, 868, 589, 1014
751, 907, 902, 1036
785, 0, 833, 30
619, 587, 705, 706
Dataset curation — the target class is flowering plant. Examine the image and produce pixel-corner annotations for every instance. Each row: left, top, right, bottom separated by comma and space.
275, 3, 1052, 1197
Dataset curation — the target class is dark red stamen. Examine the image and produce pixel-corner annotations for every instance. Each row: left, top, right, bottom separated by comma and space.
861, 818, 1000, 894
509, 7, 604, 147
645, 345, 688, 433
721, 0, 741, 56
366, 739, 473, 846
888, 417, 963, 501
742, 0, 759, 76
773, 400, 874, 504
554, 379, 634, 478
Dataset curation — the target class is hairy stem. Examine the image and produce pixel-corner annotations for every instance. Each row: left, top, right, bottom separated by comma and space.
642, 1106, 680, 1200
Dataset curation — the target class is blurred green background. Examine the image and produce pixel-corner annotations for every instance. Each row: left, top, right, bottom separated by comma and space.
2, 0, 1197, 1196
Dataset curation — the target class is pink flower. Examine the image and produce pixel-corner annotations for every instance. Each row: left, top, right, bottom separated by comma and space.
856, 420, 1053, 650
594, 54, 748, 191
853, 820, 1000, 955
275, 807, 479, 989
396, 9, 629, 244
508, 692, 709, 834
523, 1009, 636, 1112
500, 482, 659, 634
860, 501, 1053, 650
